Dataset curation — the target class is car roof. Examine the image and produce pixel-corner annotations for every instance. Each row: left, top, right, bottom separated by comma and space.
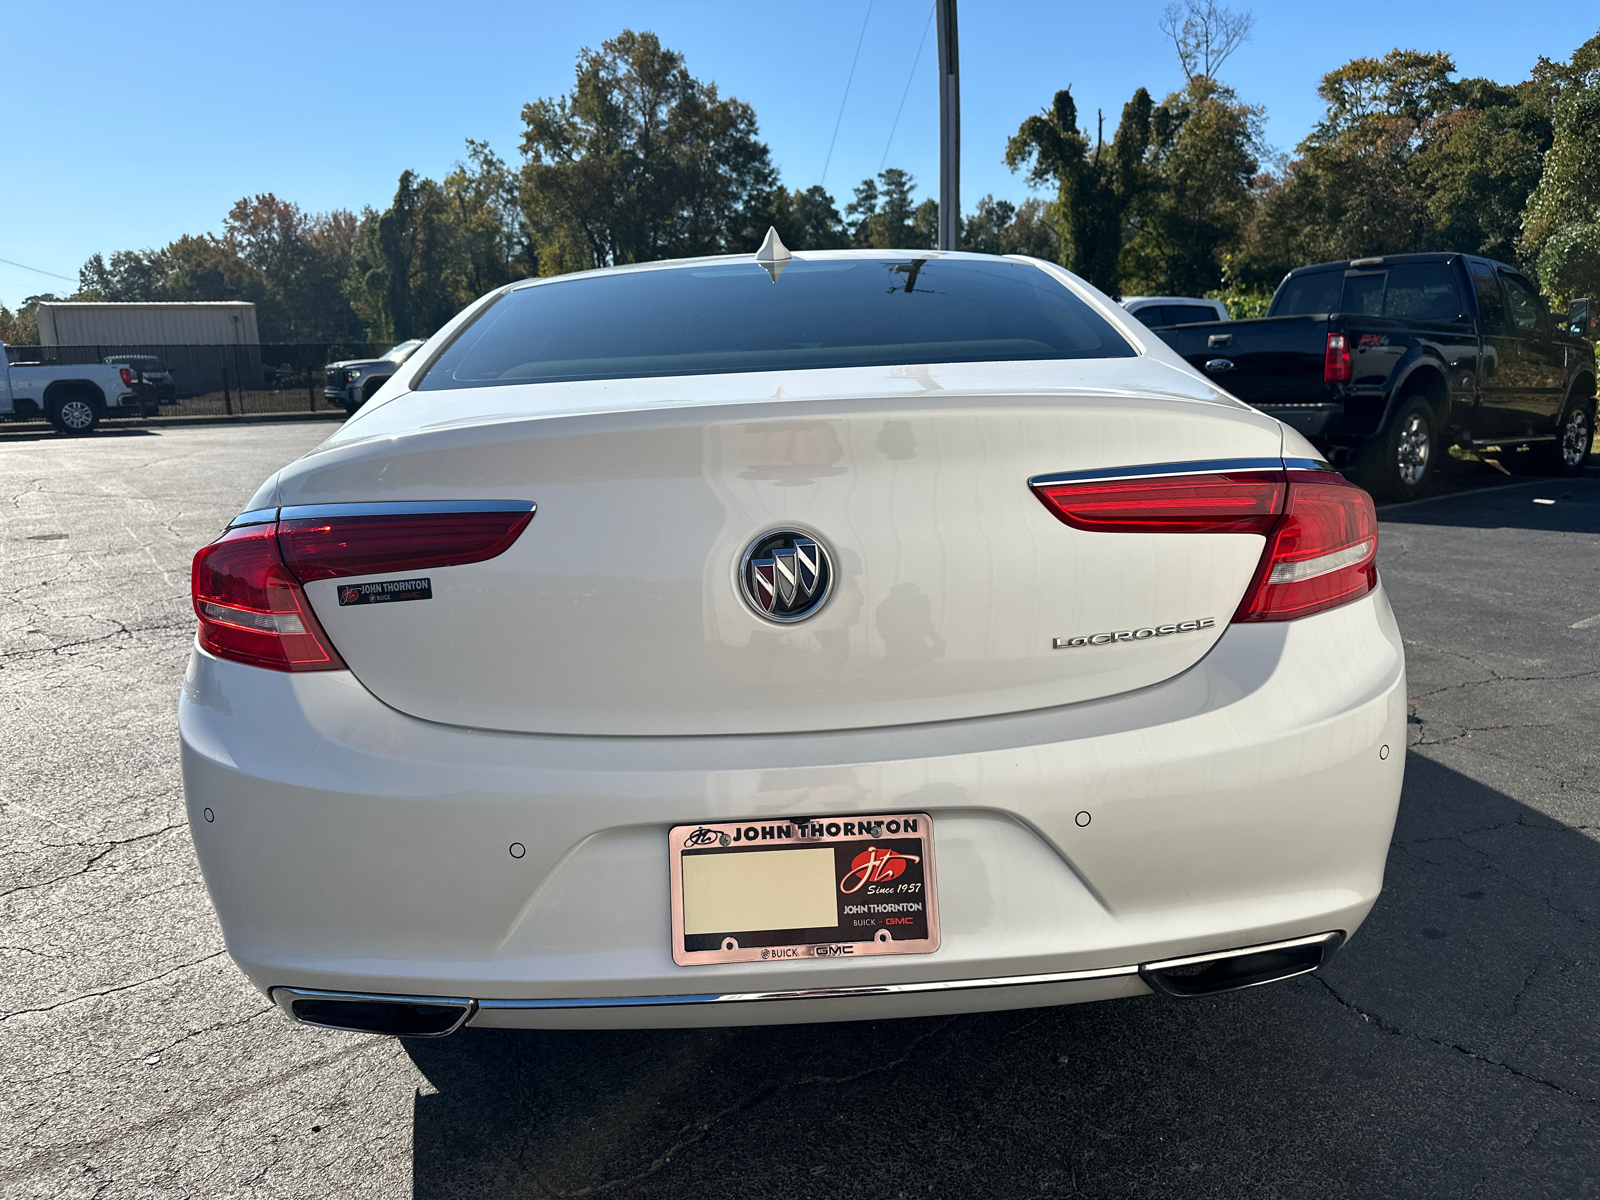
502, 247, 1058, 294
1287, 252, 1520, 276
1120, 296, 1223, 308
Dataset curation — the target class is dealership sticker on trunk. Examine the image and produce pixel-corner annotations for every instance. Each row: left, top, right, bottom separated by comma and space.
668, 813, 939, 966
337, 578, 432, 606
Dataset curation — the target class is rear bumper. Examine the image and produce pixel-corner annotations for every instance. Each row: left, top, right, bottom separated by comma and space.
1255, 403, 1342, 440
180, 586, 1406, 1028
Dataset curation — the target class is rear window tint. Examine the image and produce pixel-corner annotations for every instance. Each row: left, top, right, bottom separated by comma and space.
418, 257, 1135, 390
1343, 273, 1386, 316
1163, 304, 1220, 325
1272, 270, 1343, 316
1131, 306, 1168, 328
1380, 264, 1464, 321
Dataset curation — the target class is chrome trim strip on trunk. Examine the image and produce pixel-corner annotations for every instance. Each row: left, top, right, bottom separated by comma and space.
1027, 457, 1285, 487
277, 500, 536, 521
229, 500, 536, 529
1028, 456, 1337, 489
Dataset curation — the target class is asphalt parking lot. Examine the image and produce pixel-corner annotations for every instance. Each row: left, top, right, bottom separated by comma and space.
2, 422, 1597, 1199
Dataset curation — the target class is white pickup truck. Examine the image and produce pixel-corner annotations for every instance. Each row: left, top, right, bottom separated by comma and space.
0, 343, 144, 434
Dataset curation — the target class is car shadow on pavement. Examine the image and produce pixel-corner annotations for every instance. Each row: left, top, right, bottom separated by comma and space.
1378, 470, 1600, 534
402, 753, 1599, 1200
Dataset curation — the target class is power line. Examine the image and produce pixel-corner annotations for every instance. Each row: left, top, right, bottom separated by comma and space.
820, 0, 875, 186
880, 3, 935, 172
0, 255, 76, 283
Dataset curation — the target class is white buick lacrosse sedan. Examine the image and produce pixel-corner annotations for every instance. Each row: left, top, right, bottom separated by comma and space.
181, 241, 1404, 1037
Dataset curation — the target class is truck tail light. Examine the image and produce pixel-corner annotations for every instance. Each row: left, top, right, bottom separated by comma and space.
1324, 332, 1351, 383
192, 527, 346, 672
1031, 465, 1378, 623
1233, 472, 1377, 622
119, 367, 135, 386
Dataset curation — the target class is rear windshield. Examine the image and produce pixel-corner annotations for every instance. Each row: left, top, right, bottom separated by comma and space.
1273, 262, 1465, 322
417, 256, 1135, 390
1272, 270, 1343, 317
1162, 304, 1221, 326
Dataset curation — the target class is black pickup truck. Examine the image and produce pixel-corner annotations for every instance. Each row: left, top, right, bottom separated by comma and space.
1154, 253, 1597, 500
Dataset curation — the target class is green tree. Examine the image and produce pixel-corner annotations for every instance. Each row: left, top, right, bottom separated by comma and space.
962, 196, 1060, 259
76, 199, 363, 341
845, 168, 936, 248
347, 171, 442, 341
1121, 76, 1263, 295
759, 184, 852, 250
0, 295, 53, 345
519, 30, 777, 272
1413, 79, 1553, 263
225, 194, 365, 341
347, 144, 538, 342
1237, 49, 1460, 282
1521, 30, 1600, 304
1006, 88, 1153, 294
440, 140, 536, 299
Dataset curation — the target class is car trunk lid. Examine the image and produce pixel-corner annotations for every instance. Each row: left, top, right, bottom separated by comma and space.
274, 371, 1282, 736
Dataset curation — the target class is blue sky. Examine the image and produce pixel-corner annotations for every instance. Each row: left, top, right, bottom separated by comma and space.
3, 1, 1595, 309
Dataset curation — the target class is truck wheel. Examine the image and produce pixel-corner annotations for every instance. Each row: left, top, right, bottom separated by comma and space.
48, 393, 101, 435
1356, 394, 1435, 503
1528, 390, 1594, 476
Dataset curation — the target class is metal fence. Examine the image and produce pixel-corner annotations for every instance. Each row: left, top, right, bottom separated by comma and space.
4, 342, 395, 421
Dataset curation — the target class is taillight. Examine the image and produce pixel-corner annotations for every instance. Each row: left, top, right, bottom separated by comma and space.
119, 367, 134, 386
1030, 464, 1378, 623
1324, 332, 1351, 383
1233, 472, 1377, 622
190, 503, 534, 671
275, 507, 534, 582
1033, 470, 1285, 534
192, 527, 346, 672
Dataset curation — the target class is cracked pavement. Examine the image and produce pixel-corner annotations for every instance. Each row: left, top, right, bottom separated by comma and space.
2, 427, 1597, 1198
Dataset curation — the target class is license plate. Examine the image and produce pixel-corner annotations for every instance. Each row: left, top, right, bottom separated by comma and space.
669, 813, 939, 966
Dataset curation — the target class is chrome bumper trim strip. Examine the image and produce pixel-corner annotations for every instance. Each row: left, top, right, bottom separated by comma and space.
474, 965, 1141, 1011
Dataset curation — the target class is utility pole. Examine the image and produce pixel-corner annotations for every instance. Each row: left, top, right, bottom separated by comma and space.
935, 0, 960, 250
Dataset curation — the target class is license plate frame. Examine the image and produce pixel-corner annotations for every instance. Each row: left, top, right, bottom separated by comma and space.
669, 813, 940, 966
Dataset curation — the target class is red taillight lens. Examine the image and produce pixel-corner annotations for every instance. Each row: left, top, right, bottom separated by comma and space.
119, 367, 134, 386
1033, 471, 1286, 534
275, 509, 534, 582
1233, 472, 1377, 622
1324, 332, 1351, 383
1031, 465, 1378, 623
192, 526, 346, 671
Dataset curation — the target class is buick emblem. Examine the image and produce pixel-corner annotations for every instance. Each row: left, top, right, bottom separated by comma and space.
739, 531, 832, 622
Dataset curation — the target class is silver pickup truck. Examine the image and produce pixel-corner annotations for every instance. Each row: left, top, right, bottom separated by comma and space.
0, 344, 144, 433
323, 339, 424, 412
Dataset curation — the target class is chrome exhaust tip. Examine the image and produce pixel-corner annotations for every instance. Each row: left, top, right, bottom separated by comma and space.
1139, 931, 1344, 999
271, 987, 476, 1037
